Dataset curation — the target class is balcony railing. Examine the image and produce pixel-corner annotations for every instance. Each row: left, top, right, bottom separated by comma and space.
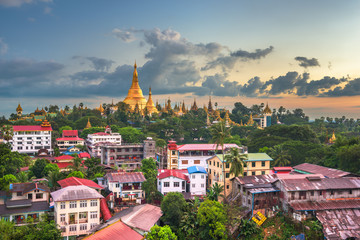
122, 185, 141, 190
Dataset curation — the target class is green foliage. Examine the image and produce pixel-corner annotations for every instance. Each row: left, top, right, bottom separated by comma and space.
67, 171, 84, 178
47, 170, 61, 190
337, 143, 360, 174
16, 171, 29, 183
117, 126, 145, 143
0, 144, 26, 176
42, 164, 59, 177
141, 158, 159, 201
207, 182, 224, 201
178, 198, 201, 240
197, 200, 228, 240
84, 157, 103, 179
269, 145, 291, 167
146, 225, 177, 240
237, 218, 263, 239
59, 125, 72, 134
79, 127, 105, 139
0, 174, 17, 190
30, 159, 48, 178
75, 116, 104, 129
161, 192, 187, 229
225, 147, 247, 177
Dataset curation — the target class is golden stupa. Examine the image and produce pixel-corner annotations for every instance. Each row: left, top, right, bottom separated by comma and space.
123, 62, 147, 110
145, 87, 158, 115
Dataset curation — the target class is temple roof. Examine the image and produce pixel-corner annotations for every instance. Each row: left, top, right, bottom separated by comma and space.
123, 62, 147, 110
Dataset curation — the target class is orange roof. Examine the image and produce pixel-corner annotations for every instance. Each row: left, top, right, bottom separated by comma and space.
84, 220, 142, 240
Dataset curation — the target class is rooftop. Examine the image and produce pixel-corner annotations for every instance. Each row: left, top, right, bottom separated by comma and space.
289, 200, 360, 211
187, 166, 207, 174
177, 143, 240, 151
0, 201, 49, 216
105, 172, 146, 183
212, 152, 273, 163
280, 177, 360, 191
293, 163, 353, 178
54, 155, 74, 161
9, 182, 50, 194
62, 130, 78, 137
233, 174, 278, 186
13, 125, 52, 132
57, 177, 103, 190
51, 185, 104, 202
157, 169, 189, 181
84, 220, 143, 240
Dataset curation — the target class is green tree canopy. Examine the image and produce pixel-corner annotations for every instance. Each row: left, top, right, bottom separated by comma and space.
146, 225, 177, 240
67, 171, 84, 179
30, 159, 48, 178
161, 192, 187, 229
0, 174, 17, 191
42, 164, 59, 177
117, 127, 145, 143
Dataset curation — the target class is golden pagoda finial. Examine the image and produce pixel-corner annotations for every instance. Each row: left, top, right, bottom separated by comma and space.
182, 100, 186, 113
263, 102, 272, 114
329, 130, 336, 144
191, 98, 198, 111
16, 103, 23, 116
85, 118, 92, 129
146, 86, 158, 115
41, 118, 51, 127
247, 113, 254, 125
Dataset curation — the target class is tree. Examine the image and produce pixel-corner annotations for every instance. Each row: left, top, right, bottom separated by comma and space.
210, 121, 231, 201
237, 218, 262, 239
269, 145, 291, 167
0, 125, 13, 142
224, 147, 247, 178
161, 192, 187, 229
118, 127, 145, 143
16, 171, 28, 183
59, 126, 72, 134
47, 171, 61, 190
146, 225, 177, 240
0, 174, 17, 190
42, 164, 59, 177
67, 171, 84, 179
30, 159, 48, 178
197, 200, 228, 240
84, 157, 103, 179
207, 182, 224, 201
67, 157, 85, 173
178, 198, 201, 239
141, 158, 159, 201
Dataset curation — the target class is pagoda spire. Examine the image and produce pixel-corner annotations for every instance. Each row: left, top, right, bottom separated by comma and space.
85, 118, 92, 129
191, 98, 198, 111
146, 87, 158, 115
182, 100, 186, 113
208, 96, 213, 113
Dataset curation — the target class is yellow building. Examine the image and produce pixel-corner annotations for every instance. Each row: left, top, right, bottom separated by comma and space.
207, 153, 273, 196
123, 62, 147, 111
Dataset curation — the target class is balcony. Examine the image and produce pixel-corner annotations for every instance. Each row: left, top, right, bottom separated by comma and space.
122, 185, 141, 191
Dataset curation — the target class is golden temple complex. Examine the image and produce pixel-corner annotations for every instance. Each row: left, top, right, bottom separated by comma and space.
123, 62, 147, 111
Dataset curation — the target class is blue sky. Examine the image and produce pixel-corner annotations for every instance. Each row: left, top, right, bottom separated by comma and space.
1, 0, 360, 118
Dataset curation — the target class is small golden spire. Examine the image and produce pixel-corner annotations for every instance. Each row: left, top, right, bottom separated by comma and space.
247, 113, 254, 125
85, 118, 92, 129
263, 102, 272, 114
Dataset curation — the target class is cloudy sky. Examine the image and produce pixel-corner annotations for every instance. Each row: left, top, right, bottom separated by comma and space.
1, 0, 360, 118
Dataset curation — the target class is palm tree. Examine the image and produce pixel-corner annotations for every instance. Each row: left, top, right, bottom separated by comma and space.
210, 121, 231, 202
269, 145, 291, 167
225, 147, 247, 178
206, 182, 224, 201
16, 172, 29, 183
48, 171, 61, 190
67, 157, 85, 173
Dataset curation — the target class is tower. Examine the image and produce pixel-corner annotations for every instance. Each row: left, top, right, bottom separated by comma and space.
145, 87, 158, 115
16, 103, 23, 117
123, 62, 147, 111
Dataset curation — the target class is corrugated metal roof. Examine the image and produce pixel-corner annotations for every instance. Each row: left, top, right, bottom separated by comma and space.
280, 177, 360, 191
289, 200, 360, 211
13, 125, 53, 131
105, 172, 146, 183
177, 143, 240, 151
317, 209, 360, 239
51, 185, 104, 202
0, 201, 49, 215
234, 174, 278, 186
293, 163, 352, 178
187, 166, 207, 174
118, 204, 162, 232
84, 220, 142, 240
214, 152, 272, 163
157, 169, 189, 181
10, 182, 49, 193
57, 177, 103, 189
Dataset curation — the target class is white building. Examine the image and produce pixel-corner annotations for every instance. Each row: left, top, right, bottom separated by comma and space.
86, 127, 121, 158
157, 167, 207, 197
51, 185, 103, 238
167, 142, 246, 170
10, 120, 53, 155
56, 130, 85, 152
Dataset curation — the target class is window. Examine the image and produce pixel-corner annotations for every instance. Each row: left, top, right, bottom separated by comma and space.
226, 163, 230, 168
164, 182, 170, 187
252, 162, 256, 167
172, 151, 175, 155
90, 211, 98, 219
80, 224, 87, 231
192, 175, 195, 179
69, 225, 77, 232
252, 172, 256, 176
17, 192, 22, 196
192, 184, 196, 188
194, 160, 200, 164
28, 193, 33, 200
226, 185, 229, 189
201, 184, 205, 188
244, 172, 247, 176
226, 173, 230, 178
79, 212, 87, 219
330, 190, 334, 195
115, 183, 119, 188
349, 189, 353, 194
60, 214, 65, 222
174, 182, 180, 187
201, 175, 205, 179
311, 191, 314, 196
217, 162, 219, 168
90, 200, 97, 207
261, 171, 265, 175
209, 169, 211, 174
36, 193, 43, 199
60, 202, 65, 209
319, 191, 323, 196
70, 201, 77, 208
209, 161, 211, 165
80, 200, 87, 208
90, 223, 97, 229
182, 160, 188, 165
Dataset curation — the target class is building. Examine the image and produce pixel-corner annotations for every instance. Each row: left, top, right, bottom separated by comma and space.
207, 153, 273, 196
231, 174, 280, 217
84, 220, 143, 240
292, 163, 356, 178
10, 120, 53, 155
56, 130, 85, 152
157, 166, 207, 197
104, 172, 145, 208
166, 141, 246, 170
252, 103, 272, 128
100, 137, 156, 170
51, 185, 104, 238
0, 182, 50, 224
57, 177, 104, 192
86, 127, 122, 158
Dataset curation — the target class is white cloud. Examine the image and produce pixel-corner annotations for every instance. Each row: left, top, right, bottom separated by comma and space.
0, 38, 8, 55
44, 6, 52, 14
112, 28, 138, 42
0, 0, 52, 7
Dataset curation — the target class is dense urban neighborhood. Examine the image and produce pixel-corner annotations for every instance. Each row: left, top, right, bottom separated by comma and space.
0, 63, 359, 240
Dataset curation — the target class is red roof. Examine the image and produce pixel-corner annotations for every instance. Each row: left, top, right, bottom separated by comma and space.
270, 166, 293, 175
100, 198, 112, 221
84, 220, 142, 240
57, 177, 103, 189
62, 130, 78, 137
56, 137, 84, 141
92, 132, 109, 136
157, 169, 189, 181
13, 125, 52, 132
177, 143, 240, 151
54, 162, 73, 169
54, 155, 74, 161
78, 152, 91, 159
